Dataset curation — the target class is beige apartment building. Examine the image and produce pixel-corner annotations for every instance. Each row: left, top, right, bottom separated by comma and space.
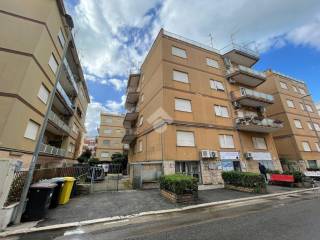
0, 0, 90, 169
316, 103, 320, 116
96, 113, 126, 161
123, 29, 283, 186
257, 71, 320, 170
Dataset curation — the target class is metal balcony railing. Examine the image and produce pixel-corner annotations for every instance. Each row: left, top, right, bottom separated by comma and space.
236, 87, 274, 102
48, 111, 71, 133
57, 82, 74, 110
227, 65, 266, 79
236, 117, 284, 128
63, 59, 79, 94
40, 143, 66, 157
221, 43, 259, 59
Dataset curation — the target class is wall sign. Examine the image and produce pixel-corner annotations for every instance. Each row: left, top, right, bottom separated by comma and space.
250, 152, 272, 161
220, 152, 240, 160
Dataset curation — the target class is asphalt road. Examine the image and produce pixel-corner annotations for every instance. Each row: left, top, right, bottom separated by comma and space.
13, 190, 320, 240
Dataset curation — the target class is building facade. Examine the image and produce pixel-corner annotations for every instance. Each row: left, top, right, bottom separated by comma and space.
257, 71, 320, 170
123, 29, 283, 185
0, 0, 90, 169
316, 103, 320, 116
82, 137, 97, 157
96, 113, 126, 161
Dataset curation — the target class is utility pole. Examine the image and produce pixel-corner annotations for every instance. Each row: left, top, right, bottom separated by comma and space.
14, 14, 74, 224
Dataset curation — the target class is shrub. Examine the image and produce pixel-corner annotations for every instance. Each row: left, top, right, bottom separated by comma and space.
283, 170, 304, 183
266, 169, 281, 174
159, 174, 198, 195
221, 171, 266, 193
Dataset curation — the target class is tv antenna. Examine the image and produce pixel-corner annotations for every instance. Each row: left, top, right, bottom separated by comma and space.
209, 33, 214, 48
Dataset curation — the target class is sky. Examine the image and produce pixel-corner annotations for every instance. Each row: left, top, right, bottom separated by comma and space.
64, 0, 320, 137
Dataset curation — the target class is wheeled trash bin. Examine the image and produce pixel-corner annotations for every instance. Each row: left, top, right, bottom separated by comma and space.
59, 177, 75, 205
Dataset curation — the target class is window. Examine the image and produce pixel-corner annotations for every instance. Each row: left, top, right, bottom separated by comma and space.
306, 104, 313, 112
176, 131, 195, 147
252, 137, 267, 150
219, 135, 235, 148
175, 99, 192, 112
24, 120, 40, 140
314, 123, 320, 131
138, 140, 143, 152
104, 129, 112, 134
77, 107, 82, 118
214, 105, 229, 118
206, 58, 219, 68
37, 84, 49, 104
307, 122, 313, 130
58, 29, 65, 47
105, 118, 112, 124
292, 86, 298, 93
280, 81, 288, 89
173, 70, 189, 83
48, 54, 58, 74
72, 123, 79, 134
299, 88, 306, 95
68, 143, 75, 153
294, 119, 303, 129
103, 140, 110, 145
138, 116, 143, 126
308, 160, 318, 169
258, 160, 275, 170
300, 103, 305, 111
286, 100, 295, 108
210, 80, 225, 91
316, 143, 320, 152
171, 46, 187, 58
141, 94, 144, 103
302, 141, 311, 152
101, 152, 110, 158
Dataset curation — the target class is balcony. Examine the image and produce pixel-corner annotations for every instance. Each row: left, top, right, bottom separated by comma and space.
122, 129, 136, 144
222, 43, 259, 67
40, 143, 66, 157
48, 111, 71, 134
57, 82, 75, 112
63, 58, 79, 94
123, 108, 139, 128
226, 65, 266, 87
236, 117, 283, 133
231, 87, 274, 107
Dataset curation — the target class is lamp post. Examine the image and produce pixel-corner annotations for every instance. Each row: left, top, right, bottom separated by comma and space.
14, 14, 74, 224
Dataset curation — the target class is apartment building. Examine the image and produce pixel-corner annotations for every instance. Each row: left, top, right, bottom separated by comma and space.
257, 71, 320, 170
123, 29, 283, 186
316, 103, 320, 116
82, 137, 97, 157
96, 113, 126, 161
0, 0, 90, 169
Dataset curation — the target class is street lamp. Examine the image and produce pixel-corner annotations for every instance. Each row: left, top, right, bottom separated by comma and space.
14, 14, 74, 224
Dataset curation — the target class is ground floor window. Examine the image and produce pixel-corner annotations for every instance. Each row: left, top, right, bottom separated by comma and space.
175, 161, 201, 182
258, 160, 274, 170
308, 160, 318, 169
221, 160, 241, 171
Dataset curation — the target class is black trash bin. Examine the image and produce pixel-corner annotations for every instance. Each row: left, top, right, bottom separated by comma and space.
49, 178, 65, 208
70, 178, 78, 198
22, 182, 57, 221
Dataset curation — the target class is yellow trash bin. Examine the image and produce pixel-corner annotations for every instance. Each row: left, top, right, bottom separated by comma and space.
59, 177, 75, 205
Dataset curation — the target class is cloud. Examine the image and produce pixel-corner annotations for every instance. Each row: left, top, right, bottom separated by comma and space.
105, 95, 126, 113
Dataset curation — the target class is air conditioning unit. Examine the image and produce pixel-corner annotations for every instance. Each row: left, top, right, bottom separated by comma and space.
210, 151, 218, 159
244, 152, 253, 159
200, 150, 211, 159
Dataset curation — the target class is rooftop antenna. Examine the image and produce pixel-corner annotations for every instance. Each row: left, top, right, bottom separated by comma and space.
230, 27, 240, 45
209, 33, 214, 48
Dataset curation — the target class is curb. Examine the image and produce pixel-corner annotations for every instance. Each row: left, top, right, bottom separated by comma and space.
1, 187, 319, 237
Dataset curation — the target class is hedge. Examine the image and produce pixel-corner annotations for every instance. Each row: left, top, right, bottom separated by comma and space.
159, 174, 198, 195
283, 171, 304, 183
222, 171, 266, 192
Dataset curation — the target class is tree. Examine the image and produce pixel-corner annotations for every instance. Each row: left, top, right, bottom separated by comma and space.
77, 149, 92, 164
111, 152, 128, 174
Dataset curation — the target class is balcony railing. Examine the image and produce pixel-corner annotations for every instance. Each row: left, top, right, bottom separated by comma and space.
48, 111, 71, 133
40, 143, 66, 157
122, 129, 136, 144
227, 65, 266, 79
236, 117, 284, 133
63, 59, 79, 94
57, 82, 74, 110
231, 88, 274, 107
221, 43, 259, 59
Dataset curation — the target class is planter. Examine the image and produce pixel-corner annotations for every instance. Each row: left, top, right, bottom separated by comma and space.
0, 202, 19, 230
224, 184, 267, 194
160, 189, 198, 204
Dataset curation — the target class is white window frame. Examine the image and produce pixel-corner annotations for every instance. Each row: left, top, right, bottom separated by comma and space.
138, 116, 144, 127
307, 122, 313, 130
48, 53, 58, 74
299, 88, 306, 95
210, 80, 225, 91
252, 137, 267, 150
314, 123, 320, 132
68, 143, 75, 153
173, 70, 189, 83
292, 86, 298, 93
175, 98, 192, 112
105, 118, 112, 124
306, 104, 313, 113
280, 81, 288, 89
219, 135, 235, 149
214, 105, 229, 118
286, 99, 295, 108
104, 129, 112, 135
101, 152, 110, 158
141, 94, 144, 103
138, 140, 143, 152
176, 131, 195, 147
37, 84, 49, 104
294, 119, 303, 129
206, 58, 219, 68
58, 29, 65, 47
24, 120, 40, 140
300, 103, 305, 111
302, 141, 311, 152
171, 46, 187, 58
316, 143, 320, 152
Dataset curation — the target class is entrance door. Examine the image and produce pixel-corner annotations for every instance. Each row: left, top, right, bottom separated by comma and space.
233, 161, 241, 171
175, 161, 201, 183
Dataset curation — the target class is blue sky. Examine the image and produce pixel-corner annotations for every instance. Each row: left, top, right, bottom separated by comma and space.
65, 0, 320, 136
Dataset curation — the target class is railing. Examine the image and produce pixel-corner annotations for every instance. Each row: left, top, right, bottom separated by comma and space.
48, 111, 71, 133
227, 65, 266, 78
40, 143, 66, 157
57, 82, 74, 110
221, 43, 259, 59
234, 87, 274, 102
63, 58, 79, 94
236, 117, 284, 128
